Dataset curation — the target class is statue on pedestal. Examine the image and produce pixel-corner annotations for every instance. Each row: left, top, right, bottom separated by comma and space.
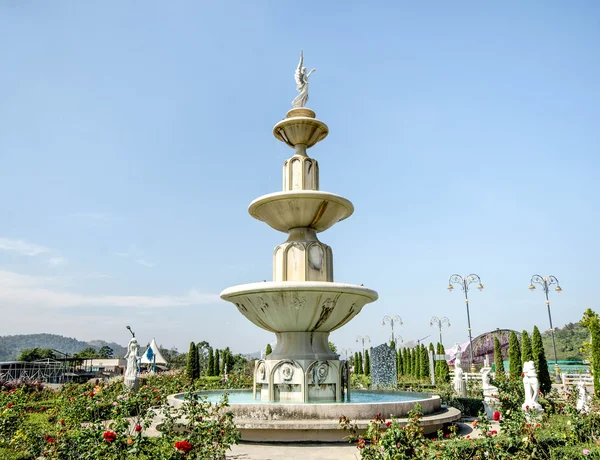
522, 361, 543, 414
292, 51, 316, 108
576, 381, 591, 414
480, 366, 499, 418
452, 343, 467, 397
124, 326, 140, 391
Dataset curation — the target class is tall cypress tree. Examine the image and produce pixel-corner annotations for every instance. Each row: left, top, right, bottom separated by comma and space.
404, 348, 410, 376
186, 342, 197, 380
521, 330, 533, 362
214, 349, 220, 376
354, 352, 359, 373
406, 348, 412, 376
413, 347, 419, 378
428, 343, 435, 378
532, 326, 552, 394
207, 347, 214, 376
508, 331, 522, 380
358, 352, 364, 374
420, 344, 430, 379
437, 342, 450, 383
397, 349, 404, 377
194, 344, 202, 379
494, 337, 505, 378
365, 349, 371, 376
221, 349, 228, 374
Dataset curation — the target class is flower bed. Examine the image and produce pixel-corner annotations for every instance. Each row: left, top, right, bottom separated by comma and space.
0, 372, 242, 459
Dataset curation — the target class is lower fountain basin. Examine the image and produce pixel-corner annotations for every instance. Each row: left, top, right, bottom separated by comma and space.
169, 389, 438, 419
167, 389, 461, 442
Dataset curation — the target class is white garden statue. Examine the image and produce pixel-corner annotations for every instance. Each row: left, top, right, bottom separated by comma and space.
576, 381, 591, 414
480, 366, 499, 418
452, 343, 467, 397
522, 360, 543, 414
124, 326, 140, 391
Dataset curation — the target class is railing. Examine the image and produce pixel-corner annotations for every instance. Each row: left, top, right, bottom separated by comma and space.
561, 373, 593, 387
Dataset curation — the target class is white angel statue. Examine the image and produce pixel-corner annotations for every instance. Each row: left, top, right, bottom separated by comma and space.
292, 51, 316, 108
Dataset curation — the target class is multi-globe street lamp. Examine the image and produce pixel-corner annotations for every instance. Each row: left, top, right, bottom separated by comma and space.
448, 274, 484, 372
382, 315, 403, 345
529, 274, 563, 378
429, 316, 451, 347
356, 335, 371, 367
341, 348, 353, 361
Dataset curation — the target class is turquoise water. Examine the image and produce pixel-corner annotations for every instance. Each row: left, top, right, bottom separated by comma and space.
177, 390, 428, 405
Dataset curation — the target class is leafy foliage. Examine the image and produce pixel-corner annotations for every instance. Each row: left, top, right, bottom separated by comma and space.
18, 348, 56, 362
581, 308, 600, 392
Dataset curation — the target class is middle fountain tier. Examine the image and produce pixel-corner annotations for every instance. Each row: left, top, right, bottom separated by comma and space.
221, 107, 378, 403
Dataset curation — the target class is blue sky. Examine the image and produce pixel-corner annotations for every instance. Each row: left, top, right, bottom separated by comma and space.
0, 1, 598, 356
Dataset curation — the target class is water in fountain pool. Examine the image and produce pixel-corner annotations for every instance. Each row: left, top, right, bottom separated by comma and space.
175, 390, 429, 405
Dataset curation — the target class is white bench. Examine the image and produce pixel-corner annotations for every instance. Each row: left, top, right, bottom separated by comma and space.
561, 373, 593, 388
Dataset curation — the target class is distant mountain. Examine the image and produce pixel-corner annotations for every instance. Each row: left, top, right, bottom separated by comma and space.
0, 334, 127, 361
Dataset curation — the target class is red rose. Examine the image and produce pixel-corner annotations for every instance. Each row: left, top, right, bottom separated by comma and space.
6, 403, 13, 408
60, 419, 65, 425
174, 440, 192, 454
445, 433, 450, 438
493, 411, 501, 421
135, 425, 142, 432
103, 431, 117, 443
385, 421, 392, 428
46, 437, 54, 443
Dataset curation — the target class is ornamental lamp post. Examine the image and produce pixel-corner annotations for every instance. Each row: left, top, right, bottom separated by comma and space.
341, 348, 353, 361
356, 335, 370, 367
429, 316, 451, 347
448, 274, 483, 372
382, 315, 402, 346
529, 274, 562, 379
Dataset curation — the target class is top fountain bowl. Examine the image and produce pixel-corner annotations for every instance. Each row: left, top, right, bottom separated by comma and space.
273, 109, 329, 149
249, 191, 354, 233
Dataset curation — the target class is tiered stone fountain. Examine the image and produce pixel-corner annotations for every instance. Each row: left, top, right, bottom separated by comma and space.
168, 62, 462, 441
220, 106, 379, 403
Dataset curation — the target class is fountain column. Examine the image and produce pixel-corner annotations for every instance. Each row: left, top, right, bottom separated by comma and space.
221, 107, 378, 402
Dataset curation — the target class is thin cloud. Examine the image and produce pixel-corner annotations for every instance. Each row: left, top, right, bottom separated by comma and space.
0, 238, 52, 256
0, 270, 218, 309
136, 259, 156, 268
0, 237, 67, 267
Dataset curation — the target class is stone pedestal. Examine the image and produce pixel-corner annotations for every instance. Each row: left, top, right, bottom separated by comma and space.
253, 358, 347, 402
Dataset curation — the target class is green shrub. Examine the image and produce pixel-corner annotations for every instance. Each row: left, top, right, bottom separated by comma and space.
447, 397, 484, 416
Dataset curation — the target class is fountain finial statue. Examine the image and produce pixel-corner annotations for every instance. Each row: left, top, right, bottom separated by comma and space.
292, 51, 316, 108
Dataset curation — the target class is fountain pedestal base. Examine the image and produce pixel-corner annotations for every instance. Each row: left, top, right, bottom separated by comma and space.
253, 358, 349, 403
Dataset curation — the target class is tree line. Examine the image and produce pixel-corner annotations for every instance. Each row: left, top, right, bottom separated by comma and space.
185, 341, 247, 380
